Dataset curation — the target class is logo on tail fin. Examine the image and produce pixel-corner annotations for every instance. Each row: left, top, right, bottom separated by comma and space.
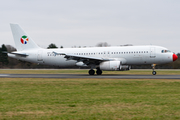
20, 35, 29, 44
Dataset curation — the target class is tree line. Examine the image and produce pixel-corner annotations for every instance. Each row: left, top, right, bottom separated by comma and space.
0, 43, 180, 69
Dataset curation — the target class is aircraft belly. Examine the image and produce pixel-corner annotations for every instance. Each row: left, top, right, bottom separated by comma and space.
154, 54, 172, 64
127, 56, 143, 65
126, 55, 154, 65
44, 55, 76, 67
57, 58, 76, 67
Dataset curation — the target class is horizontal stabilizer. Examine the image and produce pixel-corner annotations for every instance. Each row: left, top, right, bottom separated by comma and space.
4, 51, 28, 57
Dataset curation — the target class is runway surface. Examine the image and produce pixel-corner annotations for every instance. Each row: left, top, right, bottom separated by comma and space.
0, 74, 180, 79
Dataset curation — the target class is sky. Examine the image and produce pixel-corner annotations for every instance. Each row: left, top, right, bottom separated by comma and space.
0, 0, 180, 53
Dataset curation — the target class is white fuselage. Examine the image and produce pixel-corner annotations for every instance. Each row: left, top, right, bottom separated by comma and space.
8, 45, 174, 67
9, 24, 178, 75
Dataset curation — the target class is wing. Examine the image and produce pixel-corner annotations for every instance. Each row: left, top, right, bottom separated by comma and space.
52, 51, 109, 66
65, 54, 110, 65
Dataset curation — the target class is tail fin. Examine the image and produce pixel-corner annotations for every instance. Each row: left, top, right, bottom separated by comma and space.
10, 24, 40, 51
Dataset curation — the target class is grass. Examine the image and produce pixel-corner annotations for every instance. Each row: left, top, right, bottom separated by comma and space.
0, 78, 180, 119
0, 69, 180, 75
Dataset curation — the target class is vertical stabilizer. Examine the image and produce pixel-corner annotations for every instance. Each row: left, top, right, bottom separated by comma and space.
10, 24, 40, 51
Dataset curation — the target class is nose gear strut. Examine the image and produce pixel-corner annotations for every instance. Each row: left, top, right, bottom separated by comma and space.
151, 64, 156, 75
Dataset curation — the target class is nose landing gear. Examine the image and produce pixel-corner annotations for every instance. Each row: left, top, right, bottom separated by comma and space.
152, 71, 156, 75
152, 64, 156, 75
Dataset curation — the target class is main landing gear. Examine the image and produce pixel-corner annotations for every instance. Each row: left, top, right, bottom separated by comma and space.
96, 68, 102, 75
88, 68, 102, 75
89, 69, 95, 75
152, 64, 156, 75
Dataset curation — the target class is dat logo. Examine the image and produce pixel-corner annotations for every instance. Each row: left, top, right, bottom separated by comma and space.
20, 35, 29, 44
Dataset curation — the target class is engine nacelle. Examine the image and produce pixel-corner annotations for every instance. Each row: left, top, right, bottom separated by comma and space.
100, 61, 130, 71
76, 62, 87, 67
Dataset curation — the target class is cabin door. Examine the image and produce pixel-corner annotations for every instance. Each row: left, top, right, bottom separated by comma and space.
37, 50, 43, 61
150, 47, 156, 58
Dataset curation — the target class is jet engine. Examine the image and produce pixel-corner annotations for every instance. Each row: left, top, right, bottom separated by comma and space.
76, 62, 87, 67
100, 61, 130, 71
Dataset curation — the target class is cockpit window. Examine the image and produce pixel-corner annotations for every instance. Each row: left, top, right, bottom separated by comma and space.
161, 50, 171, 53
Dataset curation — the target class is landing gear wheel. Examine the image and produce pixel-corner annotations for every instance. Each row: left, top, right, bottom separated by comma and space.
89, 69, 95, 75
151, 64, 157, 75
96, 69, 102, 75
152, 71, 156, 75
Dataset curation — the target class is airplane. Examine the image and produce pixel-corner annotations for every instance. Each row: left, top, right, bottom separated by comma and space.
8, 24, 178, 75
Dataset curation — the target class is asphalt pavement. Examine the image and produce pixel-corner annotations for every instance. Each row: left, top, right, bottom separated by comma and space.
0, 74, 180, 79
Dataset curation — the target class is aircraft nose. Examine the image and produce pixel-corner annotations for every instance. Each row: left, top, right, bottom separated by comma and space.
173, 54, 178, 61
